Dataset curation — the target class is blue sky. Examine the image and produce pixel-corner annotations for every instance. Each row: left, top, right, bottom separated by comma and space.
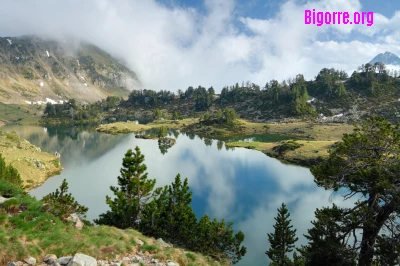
0, 0, 399, 91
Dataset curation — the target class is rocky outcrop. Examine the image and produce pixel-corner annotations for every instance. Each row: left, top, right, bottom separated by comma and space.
66, 213, 84, 230
66, 254, 96, 266
8, 252, 182, 266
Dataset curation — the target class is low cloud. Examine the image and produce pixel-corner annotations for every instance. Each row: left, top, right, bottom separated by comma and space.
0, 0, 399, 91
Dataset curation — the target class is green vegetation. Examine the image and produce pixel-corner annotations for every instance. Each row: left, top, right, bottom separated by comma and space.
0, 131, 62, 189
266, 203, 299, 265
267, 116, 400, 266
0, 152, 231, 265
94, 147, 157, 229
0, 153, 22, 187
42, 179, 89, 219
96, 146, 247, 264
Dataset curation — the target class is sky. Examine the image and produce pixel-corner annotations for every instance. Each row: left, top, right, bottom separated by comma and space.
0, 0, 399, 92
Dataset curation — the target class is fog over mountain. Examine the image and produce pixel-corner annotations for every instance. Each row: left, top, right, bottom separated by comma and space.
0, 0, 399, 92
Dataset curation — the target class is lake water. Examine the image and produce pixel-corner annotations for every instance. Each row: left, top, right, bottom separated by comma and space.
2, 125, 350, 266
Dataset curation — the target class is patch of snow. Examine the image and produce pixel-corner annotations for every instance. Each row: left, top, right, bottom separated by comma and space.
7, 39, 12, 45
307, 98, 315, 103
80, 76, 85, 80
15, 56, 19, 60
333, 113, 344, 118
77, 60, 80, 66
46, 51, 50, 57
45, 98, 57, 104
84, 83, 88, 86
40, 82, 44, 87
25, 101, 32, 105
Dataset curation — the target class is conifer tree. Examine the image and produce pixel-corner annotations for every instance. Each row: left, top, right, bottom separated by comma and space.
266, 203, 298, 266
43, 179, 88, 219
299, 205, 357, 266
140, 174, 197, 245
94, 146, 156, 229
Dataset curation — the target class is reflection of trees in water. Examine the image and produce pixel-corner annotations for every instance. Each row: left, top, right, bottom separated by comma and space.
158, 143, 170, 155
204, 138, 213, 146
5, 125, 128, 164
217, 140, 224, 150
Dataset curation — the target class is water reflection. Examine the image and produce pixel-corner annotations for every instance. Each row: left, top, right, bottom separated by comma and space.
2, 125, 350, 266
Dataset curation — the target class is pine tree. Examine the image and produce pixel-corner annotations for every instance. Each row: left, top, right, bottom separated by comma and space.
172, 111, 180, 120
140, 174, 197, 245
299, 205, 356, 266
94, 146, 156, 229
266, 203, 298, 266
42, 179, 88, 219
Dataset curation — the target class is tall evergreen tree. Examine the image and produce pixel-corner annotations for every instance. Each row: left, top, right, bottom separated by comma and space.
311, 116, 400, 266
140, 174, 197, 245
266, 203, 299, 266
299, 205, 357, 266
94, 146, 156, 229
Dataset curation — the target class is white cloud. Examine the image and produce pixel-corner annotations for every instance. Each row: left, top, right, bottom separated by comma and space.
0, 0, 398, 92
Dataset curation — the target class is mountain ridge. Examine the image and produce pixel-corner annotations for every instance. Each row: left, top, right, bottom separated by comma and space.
0, 35, 141, 104
369, 51, 400, 65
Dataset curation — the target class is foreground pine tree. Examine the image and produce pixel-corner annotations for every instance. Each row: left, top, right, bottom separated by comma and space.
266, 203, 298, 266
94, 146, 156, 229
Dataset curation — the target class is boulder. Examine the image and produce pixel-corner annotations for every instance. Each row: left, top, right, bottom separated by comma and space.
135, 238, 144, 246
7, 262, 23, 266
166, 261, 180, 266
44, 254, 57, 264
0, 196, 13, 204
23, 257, 36, 265
57, 256, 73, 265
66, 213, 84, 230
66, 254, 96, 266
157, 238, 171, 248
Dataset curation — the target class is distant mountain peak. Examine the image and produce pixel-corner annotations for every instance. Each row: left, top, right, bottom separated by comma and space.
370, 51, 400, 65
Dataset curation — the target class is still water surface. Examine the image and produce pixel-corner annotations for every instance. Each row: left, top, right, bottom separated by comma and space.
2, 125, 349, 266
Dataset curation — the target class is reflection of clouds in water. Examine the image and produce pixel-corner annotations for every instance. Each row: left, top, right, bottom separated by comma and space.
21, 127, 357, 266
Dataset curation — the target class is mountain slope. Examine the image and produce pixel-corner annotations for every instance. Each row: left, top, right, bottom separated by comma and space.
0, 35, 141, 104
369, 51, 400, 65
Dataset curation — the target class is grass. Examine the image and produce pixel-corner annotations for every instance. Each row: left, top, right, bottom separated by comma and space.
97, 118, 354, 167
0, 131, 62, 190
0, 102, 42, 126
0, 183, 229, 266
96, 118, 198, 134
222, 120, 354, 166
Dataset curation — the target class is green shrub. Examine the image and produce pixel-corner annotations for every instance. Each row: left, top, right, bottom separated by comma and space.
42, 179, 88, 219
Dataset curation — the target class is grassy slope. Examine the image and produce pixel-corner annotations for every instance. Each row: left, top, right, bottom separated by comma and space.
0, 131, 61, 190
0, 102, 42, 125
0, 190, 228, 266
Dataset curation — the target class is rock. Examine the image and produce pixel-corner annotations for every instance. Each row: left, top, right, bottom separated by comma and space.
66, 213, 84, 230
97, 260, 108, 266
166, 261, 180, 266
66, 254, 96, 266
58, 256, 73, 265
157, 238, 171, 248
51, 262, 61, 266
24, 257, 36, 265
7, 262, 23, 266
0, 196, 13, 204
44, 254, 57, 264
135, 238, 144, 246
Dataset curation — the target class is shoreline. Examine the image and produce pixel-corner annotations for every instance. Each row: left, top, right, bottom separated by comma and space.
95, 119, 354, 168
0, 129, 62, 191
